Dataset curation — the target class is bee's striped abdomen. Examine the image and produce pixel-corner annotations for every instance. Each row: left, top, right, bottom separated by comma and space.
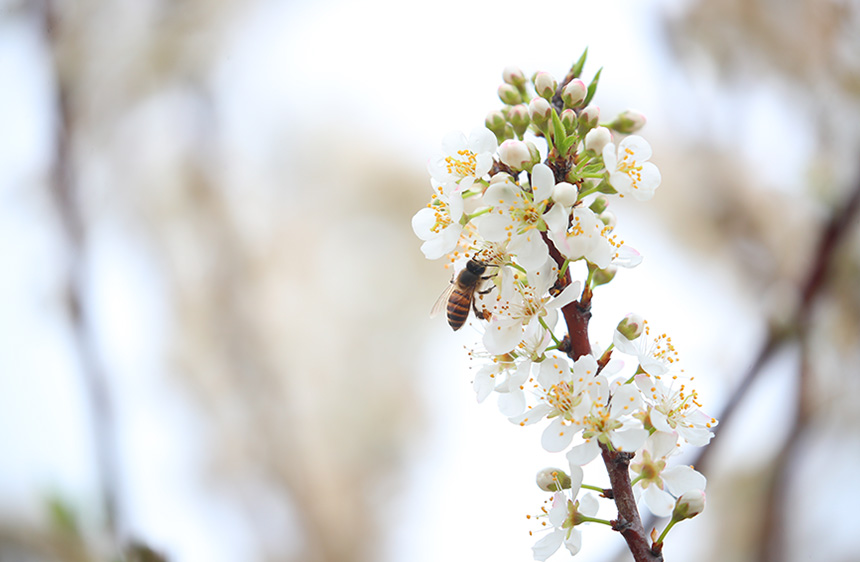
446, 288, 473, 331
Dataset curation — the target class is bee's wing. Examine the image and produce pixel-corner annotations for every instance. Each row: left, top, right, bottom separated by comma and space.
430, 282, 455, 318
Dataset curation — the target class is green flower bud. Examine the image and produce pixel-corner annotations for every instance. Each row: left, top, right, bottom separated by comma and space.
485, 109, 506, 140
561, 79, 587, 108
536, 468, 572, 492
498, 83, 522, 105
672, 490, 705, 521
588, 195, 609, 214
577, 105, 600, 136
560, 109, 577, 135
509, 104, 530, 138
592, 266, 617, 286
599, 210, 616, 228
616, 313, 645, 341
498, 139, 531, 171
502, 65, 526, 88
534, 71, 558, 100
529, 97, 552, 129
608, 109, 647, 134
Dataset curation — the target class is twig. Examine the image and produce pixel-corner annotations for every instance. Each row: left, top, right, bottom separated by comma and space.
41, 0, 120, 545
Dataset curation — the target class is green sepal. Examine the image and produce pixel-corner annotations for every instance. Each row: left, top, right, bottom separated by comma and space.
583, 67, 602, 107
569, 48, 588, 79
560, 133, 579, 156
551, 109, 570, 155
595, 178, 617, 195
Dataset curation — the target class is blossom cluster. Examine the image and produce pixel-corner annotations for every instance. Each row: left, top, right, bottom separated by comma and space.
412, 52, 716, 560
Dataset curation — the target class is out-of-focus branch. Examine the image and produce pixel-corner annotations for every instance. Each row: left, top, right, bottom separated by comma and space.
41, 0, 120, 546
609, 170, 860, 562
695, 167, 860, 473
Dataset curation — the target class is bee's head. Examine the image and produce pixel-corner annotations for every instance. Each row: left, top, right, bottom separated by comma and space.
466, 259, 487, 275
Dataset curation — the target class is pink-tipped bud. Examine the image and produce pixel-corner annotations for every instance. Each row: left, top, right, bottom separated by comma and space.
608, 109, 647, 134
498, 83, 522, 105
498, 139, 531, 171
561, 79, 587, 108
485, 110, 506, 139
534, 71, 558, 100
560, 109, 577, 134
502, 65, 526, 88
616, 313, 645, 341
584, 126, 612, 153
672, 490, 706, 521
529, 97, 552, 128
509, 104, 530, 137
536, 468, 571, 492
578, 105, 600, 132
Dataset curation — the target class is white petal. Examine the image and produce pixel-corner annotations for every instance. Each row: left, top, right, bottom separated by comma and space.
579, 493, 599, 516
613, 245, 642, 268
532, 530, 564, 561
609, 384, 643, 418
419, 224, 461, 260
678, 425, 713, 447
563, 528, 583, 556
547, 281, 581, 310
498, 390, 526, 417
663, 465, 706, 496
566, 439, 600, 465
469, 126, 498, 153
441, 130, 467, 154
619, 135, 652, 160
510, 403, 552, 426
611, 428, 649, 452
542, 418, 575, 452
411, 207, 437, 241
568, 465, 584, 496
602, 142, 617, 171
514, 232, 550, 271
531, 163, 555, 202
477, 213, 514, 243
648, 431, 679, 458
483, 321, 523, 355
473, 368, 496, 403
543, 203, 569, 234
643, 485, 675, 517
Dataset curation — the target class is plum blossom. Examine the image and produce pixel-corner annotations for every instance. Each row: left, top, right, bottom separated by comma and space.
411, 181, 464, 260
612, 321, 679, 377
602, 135, 661, 201
634, 373, 717, 447
478, 164, 569, 271
565, 379, 649, 465
428, 127, 497, 191
481, 261, 581, 355
549, 207, 642, 269
630, 432, 707, 516
531, 492, 598, 561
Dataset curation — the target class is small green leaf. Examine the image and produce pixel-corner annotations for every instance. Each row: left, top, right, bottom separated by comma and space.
583, 67, 602, 106
570, 48, 588, 79
551, 109, 567, 153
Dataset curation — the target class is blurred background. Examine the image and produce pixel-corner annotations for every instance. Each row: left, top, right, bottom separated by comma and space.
1, 0, 859, 561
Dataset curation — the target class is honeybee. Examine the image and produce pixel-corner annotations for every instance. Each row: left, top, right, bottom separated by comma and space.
432, 259, 496, 331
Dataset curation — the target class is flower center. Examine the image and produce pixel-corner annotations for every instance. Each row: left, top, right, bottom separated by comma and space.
445, 149, 477, 178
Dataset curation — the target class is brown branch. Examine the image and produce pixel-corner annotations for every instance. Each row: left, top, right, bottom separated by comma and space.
41, 0, 120, 544
601, 445, 663, 562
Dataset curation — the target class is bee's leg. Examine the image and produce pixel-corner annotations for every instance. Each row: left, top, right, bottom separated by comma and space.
472, 297, 490, 321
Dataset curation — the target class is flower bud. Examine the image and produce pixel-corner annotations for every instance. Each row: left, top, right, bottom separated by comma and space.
502, 123, 515, 142
526, 141, 542, 171
509, 104, 530, 137
561, 79, 587, 108
536, 468, 571, 492
534, 71, 558, 100
529, 97, 552, 128
552, 182, 578, 208
592, 266, 617, 286
577, 105, 600, 135
616, 313, 645, 341
608, 109, 647, 134
584, 126, 612, 153
498, 83, 522, 105
598, 210, 616, 228
498, 139, 531, 171
672, 490, 706, 521
485, 109, 506, 140
588, 195, 608, 214
502, 65, 526, 88
560, 109, 577, 134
